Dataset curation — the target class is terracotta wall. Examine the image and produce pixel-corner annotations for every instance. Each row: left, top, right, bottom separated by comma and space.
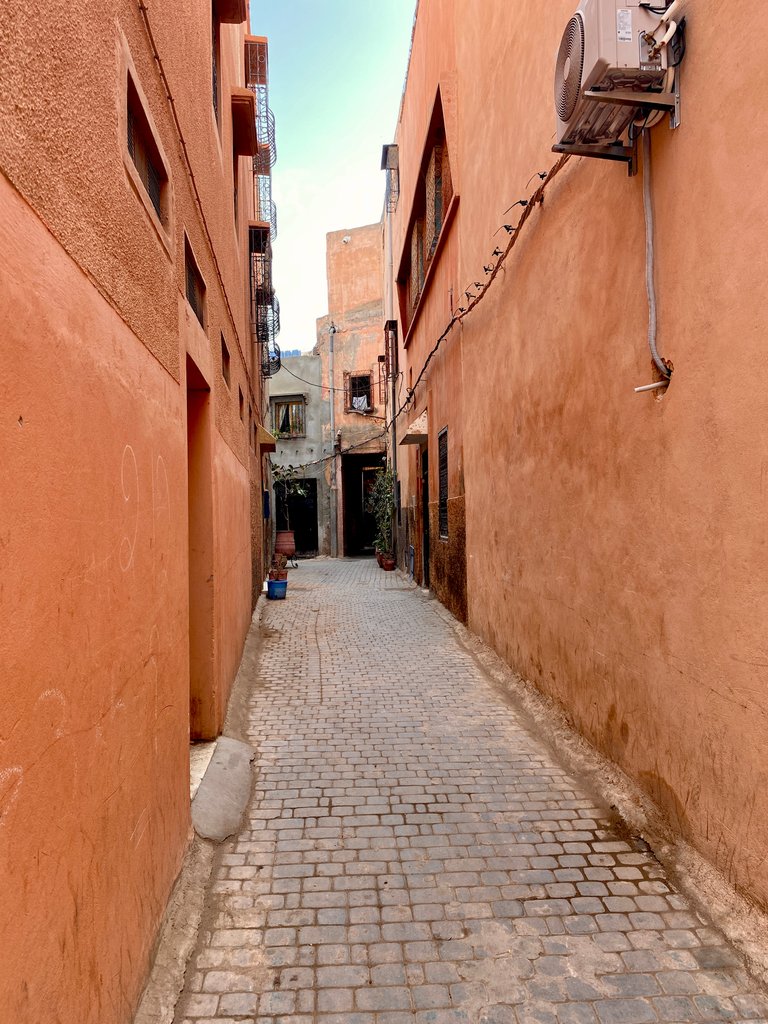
388, 0, 768, 910
0, 1, 267, 1020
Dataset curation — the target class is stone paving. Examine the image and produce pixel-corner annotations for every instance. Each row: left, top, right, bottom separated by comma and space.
175, 558, 768, 1024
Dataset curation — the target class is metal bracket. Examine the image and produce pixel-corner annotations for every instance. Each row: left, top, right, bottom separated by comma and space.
584, 88, 676, 112
670, 69, 681, 130
552, 140, 638, 177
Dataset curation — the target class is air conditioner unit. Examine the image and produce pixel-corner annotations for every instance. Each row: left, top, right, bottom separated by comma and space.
555, 0, 679, 148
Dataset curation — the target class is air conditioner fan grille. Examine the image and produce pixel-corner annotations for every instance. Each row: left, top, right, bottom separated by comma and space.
555, 14, 585, 122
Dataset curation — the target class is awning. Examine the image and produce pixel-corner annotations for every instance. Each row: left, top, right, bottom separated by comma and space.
256, 424, 277, 453
231, 89, 258, 157
399, 410, 428, 445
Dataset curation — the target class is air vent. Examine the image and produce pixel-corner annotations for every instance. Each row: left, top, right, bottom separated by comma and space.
555, 14, 585, 122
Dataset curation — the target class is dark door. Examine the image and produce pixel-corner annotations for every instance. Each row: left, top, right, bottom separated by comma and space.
421, 449, 430, 588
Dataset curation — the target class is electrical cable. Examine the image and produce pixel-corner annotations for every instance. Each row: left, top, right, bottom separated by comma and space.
271, 154, 574, 477
641, 130, 671, 379
280, 362, 350, 393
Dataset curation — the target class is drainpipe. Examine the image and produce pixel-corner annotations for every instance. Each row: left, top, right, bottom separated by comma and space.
386, 319, 399, 561
328, 322, 337, 558
384, 189, 399, 562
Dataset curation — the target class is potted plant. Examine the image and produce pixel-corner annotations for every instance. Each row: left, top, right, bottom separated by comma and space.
370, 467, 396, 570
271, 462, 309, 558
268, 553, 288, 581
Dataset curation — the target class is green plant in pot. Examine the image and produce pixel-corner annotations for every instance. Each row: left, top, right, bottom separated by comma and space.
370, 467, 395, 570
271, 462, 309, 559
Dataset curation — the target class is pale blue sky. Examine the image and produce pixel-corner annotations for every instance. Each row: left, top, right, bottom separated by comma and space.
251, 1, 416, 351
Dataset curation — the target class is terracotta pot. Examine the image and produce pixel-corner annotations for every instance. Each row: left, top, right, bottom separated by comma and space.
376, 552, 383, 567
275, 530, 296, 558
381, 556, 395, 571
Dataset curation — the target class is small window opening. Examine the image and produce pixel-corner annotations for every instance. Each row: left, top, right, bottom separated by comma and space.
347, 373, 372, 413
127, 76, 167, 221
239, 387, 244, 421
185, 240, 206, 328
221, 334, 231, 387
211, 4, 221, 126
273, 398, 306, 438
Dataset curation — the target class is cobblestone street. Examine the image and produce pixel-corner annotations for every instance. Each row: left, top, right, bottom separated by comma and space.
175, 559, 768, 1024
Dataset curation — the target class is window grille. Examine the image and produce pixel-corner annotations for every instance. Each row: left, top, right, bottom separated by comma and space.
127, 79, 165, 221
345, 373, 372, 412
185, 242, 205, 327
409, 219, 425, 321
272, 398, 306, 437
425, 144, 443, 261
211, 8, 220, 123
438, 428, 448, 539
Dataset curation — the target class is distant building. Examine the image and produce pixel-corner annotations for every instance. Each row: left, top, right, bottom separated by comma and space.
269, 353, 331, 556
316, 224, 387, 557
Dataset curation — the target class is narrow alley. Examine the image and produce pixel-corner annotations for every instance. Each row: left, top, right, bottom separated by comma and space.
175, 560, 768, 1024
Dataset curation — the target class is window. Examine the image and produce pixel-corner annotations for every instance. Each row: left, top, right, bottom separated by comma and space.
238, 387, 244, 421
127, 75, 167, 221
185, 240, 206, 327
345, 373, 372, 413
272, 398, 306, 437
438, 428, 448, 539
211, 4, 221, 126
221, 334, 230, 387
397, 91, 454, 332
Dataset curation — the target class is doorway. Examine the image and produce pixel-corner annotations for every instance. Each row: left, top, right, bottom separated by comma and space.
186, 355, 216, 741
276, 477, 319, 556
421, 448, 430, 589
341, 452, 386, 555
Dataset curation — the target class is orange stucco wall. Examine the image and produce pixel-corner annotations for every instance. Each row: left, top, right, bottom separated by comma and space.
389, 0, 768, 910
1, 2, 268, 1020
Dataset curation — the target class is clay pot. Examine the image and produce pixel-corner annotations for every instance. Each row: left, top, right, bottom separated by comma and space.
275, 530, 296, 558
381, 556, 395, 571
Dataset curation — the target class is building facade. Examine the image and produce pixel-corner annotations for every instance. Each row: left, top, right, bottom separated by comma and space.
269, 353, 331, 556
385, 0, 768, 913
0, 2, 277, 1021
316, 224, 387, 557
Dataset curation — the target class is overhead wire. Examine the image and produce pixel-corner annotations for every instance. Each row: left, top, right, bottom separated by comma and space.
275, 153, 574, 476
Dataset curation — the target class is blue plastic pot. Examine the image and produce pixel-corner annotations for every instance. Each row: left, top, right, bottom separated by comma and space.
267, 579, 287, 600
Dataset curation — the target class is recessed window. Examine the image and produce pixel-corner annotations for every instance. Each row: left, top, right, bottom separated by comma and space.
438, 428, 448, 539
397, 92, 454, 332
127, 75, 167, 222
272, 397, 306, 438
211, 4, 221, 126
221, 334, 230, 387
345, 373, 372, 413
239, 387, 244, 421
185, 240, 206, 328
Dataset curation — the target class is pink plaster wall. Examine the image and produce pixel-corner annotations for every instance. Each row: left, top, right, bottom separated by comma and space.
390, 0, 768, 910
0, 1, 267, 1018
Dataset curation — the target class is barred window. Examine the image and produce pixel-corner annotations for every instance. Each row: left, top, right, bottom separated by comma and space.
185, 241, 206, 328
345, 373, 372, 413
127, 76, 166, 221
273, 398, 306, 437
438, 428, 448, 539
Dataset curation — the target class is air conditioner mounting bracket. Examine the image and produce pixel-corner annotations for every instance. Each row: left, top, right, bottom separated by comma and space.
552, 140, 638, 177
